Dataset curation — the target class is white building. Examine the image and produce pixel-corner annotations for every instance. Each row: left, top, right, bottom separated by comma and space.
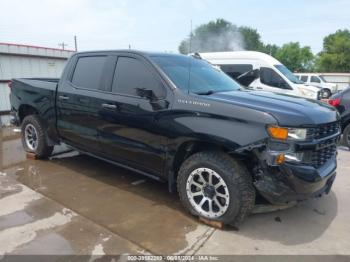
0, 42, 75, 125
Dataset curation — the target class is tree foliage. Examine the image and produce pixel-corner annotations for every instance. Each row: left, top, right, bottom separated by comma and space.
178, 18, 350, 73
274, 42, 314, 72
315, 29, 350, 72
178, 19, 264, 54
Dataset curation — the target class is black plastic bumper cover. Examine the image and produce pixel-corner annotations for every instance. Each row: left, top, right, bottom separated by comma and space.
254, 157, 337, 204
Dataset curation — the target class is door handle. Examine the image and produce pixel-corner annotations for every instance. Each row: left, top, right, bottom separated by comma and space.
102, 103, 117, 110
58, 95, 69, 100
256, 87, 263, 90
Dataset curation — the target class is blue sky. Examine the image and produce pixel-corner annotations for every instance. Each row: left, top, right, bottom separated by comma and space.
0, 0, 349, 53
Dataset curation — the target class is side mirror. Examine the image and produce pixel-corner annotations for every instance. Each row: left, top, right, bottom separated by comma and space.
136, 88, 155, 100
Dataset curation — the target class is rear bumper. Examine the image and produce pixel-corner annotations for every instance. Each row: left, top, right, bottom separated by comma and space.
254, 157, 337, 204
10, 109, 20, 126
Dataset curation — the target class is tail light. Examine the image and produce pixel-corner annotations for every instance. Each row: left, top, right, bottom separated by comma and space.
8, 81, 13, 89
328, 97, 341, 106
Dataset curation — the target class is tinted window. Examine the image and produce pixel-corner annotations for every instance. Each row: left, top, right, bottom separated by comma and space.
71, 56, 107, 90
300, 75, 308, 82
260, 67, 290, 89
112, 57, 165, 98
150, 55, 241, 94
220, 64, 253, 79
311, 76, 321, 83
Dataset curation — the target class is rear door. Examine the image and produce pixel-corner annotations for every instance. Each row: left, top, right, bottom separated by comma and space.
56, 53, 110, 153
97, 54, 170, 176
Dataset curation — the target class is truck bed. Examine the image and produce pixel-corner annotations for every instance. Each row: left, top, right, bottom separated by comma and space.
10, 78, 59, 136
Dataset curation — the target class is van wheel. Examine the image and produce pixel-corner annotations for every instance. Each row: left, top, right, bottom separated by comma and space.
322, 89, 332, 99
177, 151, 255, 226
21, 115, 54, 158
343, 124, 350, 150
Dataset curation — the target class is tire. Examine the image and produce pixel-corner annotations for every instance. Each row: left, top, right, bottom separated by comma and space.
21, 115, 54, 158
322, 89, 332, 99
177, 151, 255, 226
343, 124, 350, 150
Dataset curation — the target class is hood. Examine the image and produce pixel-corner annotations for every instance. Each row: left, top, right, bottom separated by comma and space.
206, 90, 339, 126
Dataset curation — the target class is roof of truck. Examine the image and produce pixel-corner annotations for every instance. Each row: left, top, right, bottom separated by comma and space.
198, 51, 282, 65
73, 49, 185, 58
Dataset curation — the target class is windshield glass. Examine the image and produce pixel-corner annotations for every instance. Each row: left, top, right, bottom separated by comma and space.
319, 75, 328, 82
150, 55, 241, 94
274, 64, 304, 84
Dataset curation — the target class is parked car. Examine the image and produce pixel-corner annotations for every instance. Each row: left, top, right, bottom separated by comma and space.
295, 73, 338, 98
10, 50, 340, 225
328, 87, 350, 149
196, 51, 321, 100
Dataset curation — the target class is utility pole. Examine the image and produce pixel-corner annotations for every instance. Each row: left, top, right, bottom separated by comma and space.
189, 20, 193, 53
74, 35, 78, 51
58, 42, 68, 50
129, 44, 131, 49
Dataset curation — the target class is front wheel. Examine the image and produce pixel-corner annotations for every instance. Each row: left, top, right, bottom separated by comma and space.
343, 124, 350, 150
21, 115, 54, 158
177, 151, 255, 225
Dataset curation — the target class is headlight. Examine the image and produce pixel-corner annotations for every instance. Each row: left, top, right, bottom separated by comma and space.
285, 152, 304, 162
299, 87, 316, 98
267, 126, 307, 140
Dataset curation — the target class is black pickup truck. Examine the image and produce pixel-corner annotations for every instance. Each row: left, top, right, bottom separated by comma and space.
10, 50, 340, 225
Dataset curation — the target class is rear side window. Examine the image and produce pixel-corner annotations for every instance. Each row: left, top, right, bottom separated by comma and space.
300, 75, 308, 82
260, 67, 290, 89
112, 57, 165, 98
71, 56, 107, 90
220, 64, 253, 79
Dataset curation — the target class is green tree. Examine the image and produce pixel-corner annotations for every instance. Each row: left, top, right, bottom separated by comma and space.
274, 42, 314, 72
178, 19, 264, 54
262, 44, 280, 57
239, 26, 265, 51
316, 29, 350, 72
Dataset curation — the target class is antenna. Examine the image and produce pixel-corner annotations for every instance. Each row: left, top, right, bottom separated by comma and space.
74, 35, 78, 51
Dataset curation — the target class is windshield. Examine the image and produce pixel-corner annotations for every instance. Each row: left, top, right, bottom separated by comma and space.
274, 64, 304, 84
319, 75, 328, 82
150, 55, 241, 94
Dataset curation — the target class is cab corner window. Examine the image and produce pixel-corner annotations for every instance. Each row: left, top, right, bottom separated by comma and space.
71, 56, 107, 90
112, 57, 166, 99
260, 67, 290, 89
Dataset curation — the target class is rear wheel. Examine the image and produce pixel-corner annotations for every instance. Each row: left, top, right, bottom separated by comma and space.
21, 115, 54, 158
322, 89, 332, 99
343, 124, 350, 150
177, 151, 255, 225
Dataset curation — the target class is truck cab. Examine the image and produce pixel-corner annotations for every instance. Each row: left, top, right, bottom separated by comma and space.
198, 51, 321, 100
295, 73, 338, 97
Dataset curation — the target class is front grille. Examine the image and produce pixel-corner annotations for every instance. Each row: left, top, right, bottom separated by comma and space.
307, 122, 340, 140
310, 144, 337, 168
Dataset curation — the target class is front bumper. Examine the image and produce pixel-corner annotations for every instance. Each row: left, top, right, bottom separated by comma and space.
254, 157, 336, 204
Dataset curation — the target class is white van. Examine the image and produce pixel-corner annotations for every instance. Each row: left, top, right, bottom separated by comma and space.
197, 51, 321, 100
295, 73, 338, 96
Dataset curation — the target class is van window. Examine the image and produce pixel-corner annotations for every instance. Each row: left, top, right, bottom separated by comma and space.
220, 64, 253, 79
311, 76, 321, 83
71, 56, 107, 90
112, 56, 166, 98
300, 76, 308, 82
260, 67, 290, 89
